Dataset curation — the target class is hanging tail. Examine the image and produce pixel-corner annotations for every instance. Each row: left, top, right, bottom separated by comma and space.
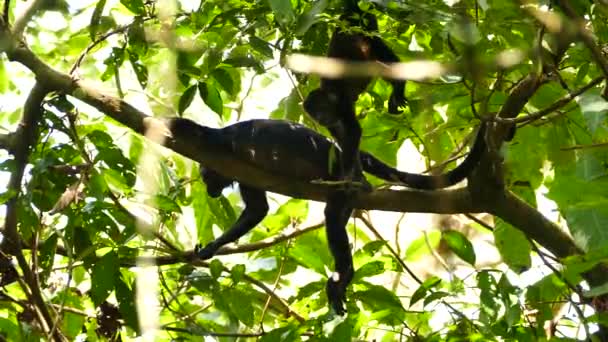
361, 123, 487, 190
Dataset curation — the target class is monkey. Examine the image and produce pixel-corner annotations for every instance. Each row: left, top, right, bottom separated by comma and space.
170, 117, 487, 315
303, 0, 407, 190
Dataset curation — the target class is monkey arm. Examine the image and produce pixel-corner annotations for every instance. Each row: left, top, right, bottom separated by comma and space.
196, 185, 269, 259
369, 37, 407, 114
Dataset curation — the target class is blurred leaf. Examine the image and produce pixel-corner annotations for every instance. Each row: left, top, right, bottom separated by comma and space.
209, 259, 223, 279
249, 36, 274, 59
89, 0, 106, 39
211, 68, 235, 95
263, 199, 308, 231
355, 284, 404, 315
442, 230, 476, 266
267, 0, 295, 27
227, 288, 254, 326
410, 276, 441, 307
230, 264, 246, 284
178, 85, 197, 115
120, 0, 145, 14
198, 81, 223, 116
115, 272, 139, 333
90, 251, 119, 306
494, 219, 531, 273
353, 261, 387, 282
405, 231, 441, 261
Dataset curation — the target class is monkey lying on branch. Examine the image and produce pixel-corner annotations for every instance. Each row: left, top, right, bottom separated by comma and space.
170, 117, 486, 315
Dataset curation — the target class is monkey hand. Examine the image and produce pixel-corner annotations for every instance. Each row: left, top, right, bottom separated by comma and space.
195, 243, 218, 260
388, 92, 407, 114
326, 277, 347, 316
344, 166, 372, 193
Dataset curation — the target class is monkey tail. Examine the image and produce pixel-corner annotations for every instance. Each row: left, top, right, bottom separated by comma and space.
361, 123, 487, 190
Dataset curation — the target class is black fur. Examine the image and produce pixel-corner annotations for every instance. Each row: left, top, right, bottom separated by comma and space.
171, 117, 486, 315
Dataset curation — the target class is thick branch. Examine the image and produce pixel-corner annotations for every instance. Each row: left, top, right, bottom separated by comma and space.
490, 192, 582, 259
555, 0, 608, 79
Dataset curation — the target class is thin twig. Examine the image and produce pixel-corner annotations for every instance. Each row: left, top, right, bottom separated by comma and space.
494, 76, 604, 125
356, 212, 423, 285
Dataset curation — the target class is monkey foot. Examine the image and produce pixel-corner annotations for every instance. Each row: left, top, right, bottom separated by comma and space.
344, 172, 372, 193
194, 243, 217, 260
326, 278, 347, 316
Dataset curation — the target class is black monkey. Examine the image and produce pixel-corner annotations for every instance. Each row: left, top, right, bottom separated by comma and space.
303, 0, 407, 188
171, 117, 486, 315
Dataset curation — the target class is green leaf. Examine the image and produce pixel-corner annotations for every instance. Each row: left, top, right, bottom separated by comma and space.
189, 271, 216, 293
423, 291, 450, 307
330, 318, 355, 340
230, 264, 245, 284
494, 219, 531, 272
206, 195, 236, 231
249, 36, 274, 59
54, 289, 86, 339
89, 0, 106, 39
295, 0, 329, 35
178, 85, 196, 115
223, 56, 263, 72
128, 51, 148, 88
289, 232, 330, 275
90, 250, 119, 306
198, 81, 223, 116
115, 272, 140, 333
209, 259, 223, 279
441, 230, 476, 266
410, 276, 441, 307
210, 68, 235, 95
263, 199, 308, 231
0, 318, 20, 341
38, 233, 58, 283
405, 231, 441, 261
120, 0, 145, 15
150, 194, 182, 213
353, 261, 386, 282
260, 325, 302, 342
0, 190, 16, 205
354, 284, 404, 313
227, 288, 254, 326
267, 0, 295, 27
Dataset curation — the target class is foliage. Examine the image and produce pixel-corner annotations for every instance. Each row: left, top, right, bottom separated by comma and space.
1, 0, 608, 341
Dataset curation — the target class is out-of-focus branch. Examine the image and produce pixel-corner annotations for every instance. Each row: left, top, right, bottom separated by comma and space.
12, 0, 44, 38
555, 0, 608, 78
286, 49, 525, 81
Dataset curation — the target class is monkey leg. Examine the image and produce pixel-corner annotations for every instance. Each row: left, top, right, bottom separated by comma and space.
196, 185, 269, 259
328, 113, 371, 192
200, 165, 233, 198
324, 192, 355, 315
